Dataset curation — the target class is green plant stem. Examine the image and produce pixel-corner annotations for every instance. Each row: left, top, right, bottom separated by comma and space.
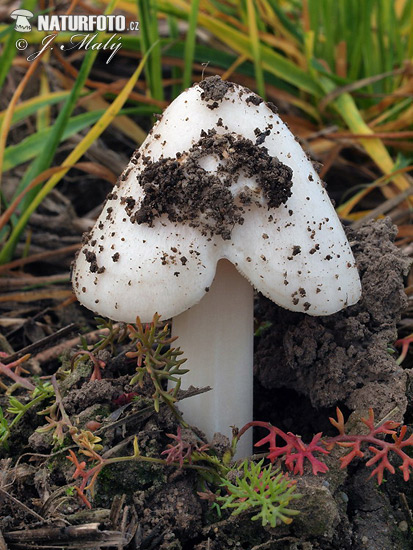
168, 16, 183, 94
182, 0, 200, 88
15, 0, 119, 210
101, 451, 223, 480
164, 393, 189, 428
1, 0, 118, 265
8, 393, 47, 430
1, 390, 52, 445
0, 44, 153, 264
0, 0, 37, 91
246, 0, 265, 97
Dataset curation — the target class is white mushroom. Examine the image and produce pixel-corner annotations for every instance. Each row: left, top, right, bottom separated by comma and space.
72, 76, 361, 456
10, 9, 33, 32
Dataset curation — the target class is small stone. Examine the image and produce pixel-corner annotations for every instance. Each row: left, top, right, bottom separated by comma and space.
339, 491, 349, 503
398, 520, 408, 532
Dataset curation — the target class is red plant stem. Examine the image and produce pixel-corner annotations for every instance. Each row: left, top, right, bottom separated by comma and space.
0, 364, 35, 390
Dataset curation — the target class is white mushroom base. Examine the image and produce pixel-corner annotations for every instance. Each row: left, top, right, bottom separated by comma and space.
171, 259, 253, 457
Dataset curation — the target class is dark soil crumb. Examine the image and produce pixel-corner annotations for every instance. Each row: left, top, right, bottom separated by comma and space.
266, 101, 278, 114
131, 129, 293, 240
255, 129, 271, 145
246, 94, 263, 106
62, 379, 119, 415
120, 196, 136, 217
198, 75, 234, 102
138, 477, 203, 547
82, 249, 104, 274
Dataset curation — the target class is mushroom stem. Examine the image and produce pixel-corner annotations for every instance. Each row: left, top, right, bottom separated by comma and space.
171, 259, 253, 457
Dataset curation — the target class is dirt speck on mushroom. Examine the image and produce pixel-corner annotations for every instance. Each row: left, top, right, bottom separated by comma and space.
199, 75, 234, 102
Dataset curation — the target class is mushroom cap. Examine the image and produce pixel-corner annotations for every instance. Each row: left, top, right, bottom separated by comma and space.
72, 77, 361, 322
10, 9, 33, 18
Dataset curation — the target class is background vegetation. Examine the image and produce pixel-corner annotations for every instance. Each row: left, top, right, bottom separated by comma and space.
0, 0, 412, 370
1, 1, 413, 545
1, 0, 413, 267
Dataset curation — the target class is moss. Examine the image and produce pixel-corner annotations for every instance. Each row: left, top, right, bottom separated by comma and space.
58, 355, 93, 394
390, 525, 410, 550
93, 460, 166, 507
291, 477, 340, 539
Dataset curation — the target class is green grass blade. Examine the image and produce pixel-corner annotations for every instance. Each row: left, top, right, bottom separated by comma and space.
147, 0, 163, 100
0, 24, 17, 91
36, 66, 51, 132
208, 0, 238, 17
405, 0, 413, 59
360, 0, 376, 82
347, 12, 363, 80
3, 107, 151, 172
0, 92, 73, 128
0, 47, 154, 265
265, 0, 302, 42
14, 0, 119, 210
320, 74, 410, 194
0, 24, 14, 41
0, 0, 37, 91
4, 112, 103, 172
182, 0, 200, 89
136, 0, 162, 99
320, 0, 335, 70
167, 16, 183, 95
246, 0, 265, 97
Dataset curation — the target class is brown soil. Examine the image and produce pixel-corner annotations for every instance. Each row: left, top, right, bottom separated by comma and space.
252, 217, 413, 550
255, 218, 410, 418
1, 218, 412, 550
134, 129, 293, 240
198, 75, 235, 103
2, 72, 413, 549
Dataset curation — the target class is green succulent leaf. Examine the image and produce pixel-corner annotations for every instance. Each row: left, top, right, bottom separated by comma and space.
218, 459, 301, 528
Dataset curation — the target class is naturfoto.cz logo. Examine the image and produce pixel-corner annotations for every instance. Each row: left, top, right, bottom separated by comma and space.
37, 15, 139, 32
10, 9, 34, 32
12, 13, 139, 64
